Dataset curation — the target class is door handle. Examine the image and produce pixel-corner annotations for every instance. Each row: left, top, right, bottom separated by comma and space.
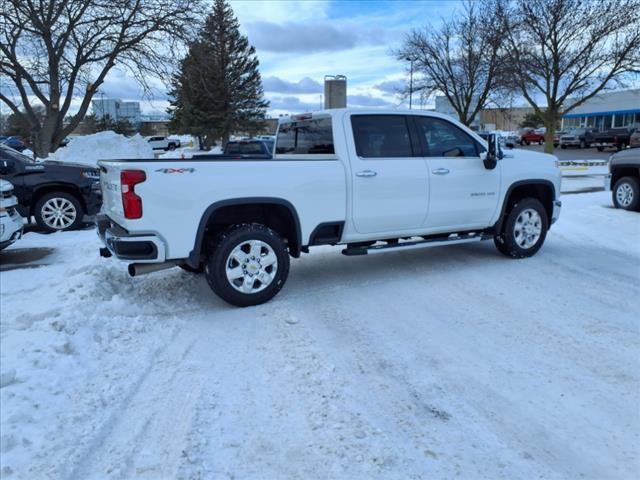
432, 168, 450, 175
356, 170, 377, 178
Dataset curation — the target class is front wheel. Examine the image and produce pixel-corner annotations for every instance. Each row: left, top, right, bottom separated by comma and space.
204, 224, 290, 307
612, 176, 640, 211
494, 198, 549, 259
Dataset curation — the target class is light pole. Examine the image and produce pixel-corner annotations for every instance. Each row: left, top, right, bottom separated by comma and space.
405, 57, 414, 110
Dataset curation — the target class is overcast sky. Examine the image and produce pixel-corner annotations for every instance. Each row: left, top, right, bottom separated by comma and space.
98, 0, 463, 117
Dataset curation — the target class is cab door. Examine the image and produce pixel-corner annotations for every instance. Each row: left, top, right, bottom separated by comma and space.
347, 114, 429, 234
414, 116, 501, 230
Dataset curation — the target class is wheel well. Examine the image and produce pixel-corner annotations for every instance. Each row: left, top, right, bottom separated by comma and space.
194, 202, 301, 263
31, 186, 85, 216
611, 167, 640, 187
501, 183, 554, 226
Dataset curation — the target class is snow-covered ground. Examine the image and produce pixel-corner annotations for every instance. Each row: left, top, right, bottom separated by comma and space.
1, 191, 639, 479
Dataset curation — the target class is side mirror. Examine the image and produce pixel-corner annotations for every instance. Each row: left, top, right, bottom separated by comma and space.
483, 134, 503, 170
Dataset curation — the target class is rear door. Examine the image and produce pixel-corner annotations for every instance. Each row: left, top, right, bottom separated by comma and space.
347, 114, 429, 234
415, 116, 501, 230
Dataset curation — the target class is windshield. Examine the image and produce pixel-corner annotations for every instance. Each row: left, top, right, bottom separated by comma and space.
0, 144, 34, 164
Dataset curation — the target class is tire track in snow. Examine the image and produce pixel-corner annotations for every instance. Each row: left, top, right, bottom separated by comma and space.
65, 329, 205, 480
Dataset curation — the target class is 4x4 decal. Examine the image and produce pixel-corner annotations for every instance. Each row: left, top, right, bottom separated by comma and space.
155, 168, 196, 174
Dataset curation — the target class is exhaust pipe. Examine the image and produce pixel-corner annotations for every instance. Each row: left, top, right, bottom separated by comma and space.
128, 261, 176, 277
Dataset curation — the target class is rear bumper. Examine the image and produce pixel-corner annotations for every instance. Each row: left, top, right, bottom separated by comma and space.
551, 200, 562, 225
96, 214, 166, 262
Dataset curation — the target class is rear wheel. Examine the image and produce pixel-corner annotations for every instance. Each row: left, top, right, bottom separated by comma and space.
612, 176, 640, 211
34, 192, 84, 232
494, 198, 549, 258
204, 224, 290, 307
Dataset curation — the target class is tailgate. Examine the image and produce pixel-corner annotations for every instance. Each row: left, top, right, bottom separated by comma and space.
98, 161, 125, 220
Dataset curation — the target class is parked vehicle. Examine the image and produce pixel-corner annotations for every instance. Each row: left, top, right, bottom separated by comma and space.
0, 179, 24, 250
147, 136, 181, 151
520, 129, 545, 145
0, 136, 27, 152
592, 128, 635, 151
0, 144, 101, 231
224, 139, 274, 157
629, 130, 640, 148
605, 148, 640, 211
96, 109, 561, 307
553, 131, 565, 148
559, 128, 598, 149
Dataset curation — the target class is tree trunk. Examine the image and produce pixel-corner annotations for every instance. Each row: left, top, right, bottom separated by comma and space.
543, 116, 558, 154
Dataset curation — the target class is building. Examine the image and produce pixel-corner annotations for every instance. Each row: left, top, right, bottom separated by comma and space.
92, 98, 141, 125
561, 89, 640, 131
480, 106, 535, 131
324, 75, 347, 109
434, 96, 481, 129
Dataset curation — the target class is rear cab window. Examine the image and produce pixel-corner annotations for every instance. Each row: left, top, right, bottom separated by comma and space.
351, 115, 414, 158
275, 116, 334, 155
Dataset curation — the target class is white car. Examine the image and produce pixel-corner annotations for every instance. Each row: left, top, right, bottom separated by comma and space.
147, 136, 181, 151
97, 109, 561, 307
0, 179, 24, 250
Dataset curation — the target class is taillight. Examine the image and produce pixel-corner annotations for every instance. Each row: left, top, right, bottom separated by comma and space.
120, 170, 146, 219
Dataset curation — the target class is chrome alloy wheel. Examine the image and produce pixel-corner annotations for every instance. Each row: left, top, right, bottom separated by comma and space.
616, 183, 634, 208
225, 240, 278, 294
41, 197, 77, 229
513, 208, 542, 249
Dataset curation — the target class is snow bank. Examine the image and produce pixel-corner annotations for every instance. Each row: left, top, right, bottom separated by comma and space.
160, 145, 222, 159
46, 131, 154, 166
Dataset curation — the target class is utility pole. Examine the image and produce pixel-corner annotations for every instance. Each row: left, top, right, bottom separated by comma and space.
405, 57, 414, 110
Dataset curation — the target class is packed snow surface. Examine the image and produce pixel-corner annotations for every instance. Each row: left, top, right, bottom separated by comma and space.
45, 131, 154, 166
1, 191, 639, 479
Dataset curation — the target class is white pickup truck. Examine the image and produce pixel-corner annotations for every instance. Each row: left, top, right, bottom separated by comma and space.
97, 109, 561, 306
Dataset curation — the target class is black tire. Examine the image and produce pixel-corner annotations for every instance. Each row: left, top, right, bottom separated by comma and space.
579, 140, 586, 149
34, 191, 84, 232
168, 143, 176, 151
204, 223, 290, 307
561, 144, 567, 149
525, 140, 531, 146
494, 198, 549, 259
538, 140, 543, 145
612, 176, 640, 211
597, 146, 604, 152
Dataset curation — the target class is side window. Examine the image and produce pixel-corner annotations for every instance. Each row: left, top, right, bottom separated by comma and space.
416, 117, 480, 157
225, 143, 239, 154
275, 117, 334, 155
351, 115, 413, 158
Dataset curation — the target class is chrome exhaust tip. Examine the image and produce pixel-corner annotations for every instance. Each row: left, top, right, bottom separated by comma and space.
128, 261, 176, 277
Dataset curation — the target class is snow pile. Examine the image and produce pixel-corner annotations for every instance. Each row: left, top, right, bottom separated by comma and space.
46, 131, 154, 166
160, 145, 222, 159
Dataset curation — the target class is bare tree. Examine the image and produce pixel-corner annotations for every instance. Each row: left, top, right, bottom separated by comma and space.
396, 0, 507, 126
502, 0, 640, 152
0, 0, 201, 158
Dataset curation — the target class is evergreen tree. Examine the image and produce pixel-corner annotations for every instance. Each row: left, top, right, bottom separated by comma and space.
168, 0, 268, 148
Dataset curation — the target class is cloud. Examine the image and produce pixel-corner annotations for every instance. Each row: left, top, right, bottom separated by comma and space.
263, 76, 323, 94
267, 95, 321, 112
247, 21, 361, 53
374, 80, 405, 94
348, 95, 392, 107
